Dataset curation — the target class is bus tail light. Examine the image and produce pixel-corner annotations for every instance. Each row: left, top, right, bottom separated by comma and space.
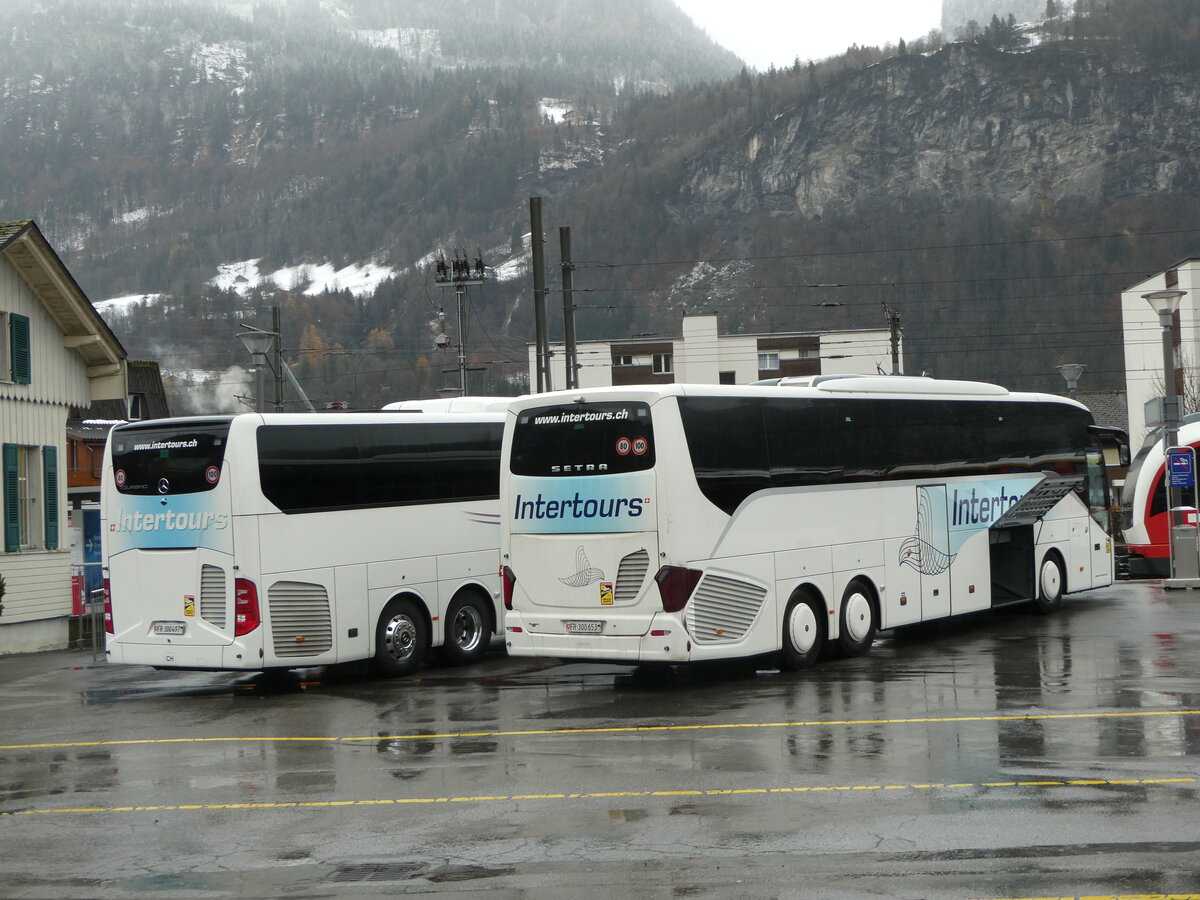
501, 566, 517, 610
234, 578, 261, 636
103, 578, 114, 635
654, 566, 702, 613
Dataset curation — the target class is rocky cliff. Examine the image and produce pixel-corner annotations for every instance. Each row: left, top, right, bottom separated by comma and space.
681, 43, 1200, 225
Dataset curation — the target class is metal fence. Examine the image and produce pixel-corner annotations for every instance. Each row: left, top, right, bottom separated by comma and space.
71, 563, 106, 662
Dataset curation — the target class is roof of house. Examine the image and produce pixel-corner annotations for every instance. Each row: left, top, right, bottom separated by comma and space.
129, 359, 171, 419
1077, 389, 1128, 432
0, 219, 126, 373
67, 361, 171, 440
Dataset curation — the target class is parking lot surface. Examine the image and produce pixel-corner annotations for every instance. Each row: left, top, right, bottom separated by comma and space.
1, 579, 1199, 899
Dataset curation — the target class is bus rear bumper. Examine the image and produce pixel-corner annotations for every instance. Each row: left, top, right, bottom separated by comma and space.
104, 640, 262, 670
503, 613, 691, 663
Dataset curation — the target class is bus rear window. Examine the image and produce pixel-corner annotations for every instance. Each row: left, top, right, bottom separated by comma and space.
510, 401, 654, 476
110, 423, 231, 495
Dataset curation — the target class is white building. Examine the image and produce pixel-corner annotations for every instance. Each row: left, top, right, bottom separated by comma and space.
1121, 258, 1200, 445
530, 314, 899, 389
1, 221, 127, 654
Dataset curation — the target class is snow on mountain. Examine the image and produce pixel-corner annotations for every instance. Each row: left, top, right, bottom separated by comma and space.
351, 27, 443, 61
209, 258, 395, 298
93, 293, 164, 315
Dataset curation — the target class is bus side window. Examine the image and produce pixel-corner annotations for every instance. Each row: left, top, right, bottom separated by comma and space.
679, 397, 769, 514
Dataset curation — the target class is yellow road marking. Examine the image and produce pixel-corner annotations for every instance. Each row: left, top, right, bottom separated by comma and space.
1, 777, 1193, 818
971, 896, 1195, 900
4, 708, 1200, 752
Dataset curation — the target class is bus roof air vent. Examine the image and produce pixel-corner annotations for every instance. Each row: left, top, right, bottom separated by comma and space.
813, 376, 1009, 397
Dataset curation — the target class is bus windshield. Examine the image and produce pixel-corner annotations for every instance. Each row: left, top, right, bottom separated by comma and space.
110, 421, 232, 496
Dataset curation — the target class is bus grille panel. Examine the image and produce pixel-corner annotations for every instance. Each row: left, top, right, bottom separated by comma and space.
687, 575, 767, 643
615, 549, 650, 603
200, 564, 227, 630
268, 581, 334, 657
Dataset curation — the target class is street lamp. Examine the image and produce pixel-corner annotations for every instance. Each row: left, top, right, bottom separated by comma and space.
1056, 363, 1086, 400
1143, 289, 1190, 583
238, 325, 281, 412
237, 320, 316, 413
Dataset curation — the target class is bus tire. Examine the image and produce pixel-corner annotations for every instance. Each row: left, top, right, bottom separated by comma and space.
374, 597, 428, 678
837, 578, 878, 657
1032, 553, 1064, 615
442, 590, 492, 666
779, 591, 825, 670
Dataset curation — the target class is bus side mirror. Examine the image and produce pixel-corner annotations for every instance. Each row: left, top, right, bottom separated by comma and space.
1119, 444, 1130, 468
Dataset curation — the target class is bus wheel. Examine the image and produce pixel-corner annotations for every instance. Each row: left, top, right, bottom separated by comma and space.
374, 598, 428, 678
838, 579, 878, 657
1033, 554, 1064, 615
780, 592, 825, 670
442, 591, 492, 666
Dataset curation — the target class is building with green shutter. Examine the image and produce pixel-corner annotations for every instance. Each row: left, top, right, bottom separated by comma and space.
1, 221, 127, 654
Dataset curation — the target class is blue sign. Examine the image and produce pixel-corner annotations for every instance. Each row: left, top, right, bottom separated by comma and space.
1168, 449, 1195, 488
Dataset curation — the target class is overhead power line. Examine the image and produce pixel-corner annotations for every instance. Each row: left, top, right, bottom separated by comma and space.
572, 226, 1200, 271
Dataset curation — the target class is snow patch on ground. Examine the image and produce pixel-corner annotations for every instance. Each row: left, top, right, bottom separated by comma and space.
187, 42, 251, 87
538, 98, 572, 123
493, 255, 529, 283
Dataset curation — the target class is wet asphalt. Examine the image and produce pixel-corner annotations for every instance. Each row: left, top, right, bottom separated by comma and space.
1, 579, 1199, 899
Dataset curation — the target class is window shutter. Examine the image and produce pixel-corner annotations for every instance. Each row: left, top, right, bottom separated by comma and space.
3, 444, 18, 552
43, 445, 59, 550
10, 314, 30, 384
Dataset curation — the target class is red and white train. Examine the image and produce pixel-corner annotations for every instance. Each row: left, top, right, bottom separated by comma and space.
1120, 419, 1200, 577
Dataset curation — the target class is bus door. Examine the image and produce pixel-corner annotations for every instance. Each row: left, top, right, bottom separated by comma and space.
915, 485, 951, 620
1086, 449, 1115, 586
889, 484, 950, 626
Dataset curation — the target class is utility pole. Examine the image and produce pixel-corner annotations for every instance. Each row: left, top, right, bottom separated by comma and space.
560, 226, 578, 389
530, 197, 550, 392
271, 305, 283, 411
433, 249, 487, 396
883, 300, 902, 375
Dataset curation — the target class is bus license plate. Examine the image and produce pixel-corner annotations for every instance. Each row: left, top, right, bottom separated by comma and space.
152, 622, 186, 636
564, 620, 603, 634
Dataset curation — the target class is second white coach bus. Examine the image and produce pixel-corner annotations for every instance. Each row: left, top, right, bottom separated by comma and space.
499, 377, 1125, 668
101, 408, 504, 676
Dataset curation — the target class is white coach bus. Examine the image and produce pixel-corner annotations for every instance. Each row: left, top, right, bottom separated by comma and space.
101, 408, 505, 676
499, 378, 1125, 668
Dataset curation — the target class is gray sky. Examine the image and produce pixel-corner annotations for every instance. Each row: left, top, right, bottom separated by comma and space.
673, 0, 944, 71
